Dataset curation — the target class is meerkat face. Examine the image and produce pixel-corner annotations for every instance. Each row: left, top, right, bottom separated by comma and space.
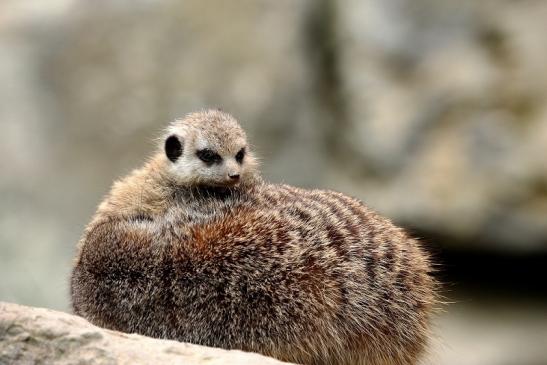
163, 110, 259, 188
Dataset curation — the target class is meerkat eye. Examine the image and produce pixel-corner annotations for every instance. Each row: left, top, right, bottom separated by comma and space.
235, 147, 246, 164
196, 148, 222, 165
165, 135, 183, 162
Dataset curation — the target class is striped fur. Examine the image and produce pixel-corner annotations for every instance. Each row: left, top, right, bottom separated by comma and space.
71, 110, 438, 365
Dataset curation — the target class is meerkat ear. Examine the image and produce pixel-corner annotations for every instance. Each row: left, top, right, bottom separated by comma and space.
165, 135, 183, 162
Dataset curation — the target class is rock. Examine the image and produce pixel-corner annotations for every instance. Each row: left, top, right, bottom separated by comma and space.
332, 0, 547, 250
0, 0, 320, 311
0, 302, 294, 365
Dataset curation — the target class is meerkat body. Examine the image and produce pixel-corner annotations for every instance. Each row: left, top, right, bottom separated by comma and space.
71, 110, 437, 365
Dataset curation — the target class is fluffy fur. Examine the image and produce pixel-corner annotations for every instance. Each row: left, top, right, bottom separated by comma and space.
71, 110, 438, 365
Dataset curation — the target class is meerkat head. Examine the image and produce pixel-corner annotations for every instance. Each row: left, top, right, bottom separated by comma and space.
162, 109, 259, 188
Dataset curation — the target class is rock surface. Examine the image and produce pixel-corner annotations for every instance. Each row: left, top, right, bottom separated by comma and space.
332, 0, 547, 250
0, 302, 294, 365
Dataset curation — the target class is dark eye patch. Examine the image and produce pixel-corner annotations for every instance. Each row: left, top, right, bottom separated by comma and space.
165, 135, 183, 162
196, 148, 222, 165
235, 147, 246, 164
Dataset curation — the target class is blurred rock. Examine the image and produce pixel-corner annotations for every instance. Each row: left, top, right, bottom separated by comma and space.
0, 302, 293, 365
41, 0, 323, 187
333, 0, 547, 250
0, 0, 319, 310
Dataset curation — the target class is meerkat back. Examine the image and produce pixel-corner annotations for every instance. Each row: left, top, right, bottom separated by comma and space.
71, 110, 438, 365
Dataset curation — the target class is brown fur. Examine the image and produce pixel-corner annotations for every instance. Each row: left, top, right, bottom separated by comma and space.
71, 110, 438, 365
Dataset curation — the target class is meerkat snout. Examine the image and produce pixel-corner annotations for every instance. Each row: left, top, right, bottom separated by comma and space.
225, 159, 241, 184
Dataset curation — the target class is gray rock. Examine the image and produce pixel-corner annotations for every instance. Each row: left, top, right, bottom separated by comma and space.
0, 302, 294, 365
333, 0, 547, 250
0, 0, 319, 311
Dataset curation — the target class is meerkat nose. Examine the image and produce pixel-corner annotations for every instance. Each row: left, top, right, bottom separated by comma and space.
228, 173, 240, 181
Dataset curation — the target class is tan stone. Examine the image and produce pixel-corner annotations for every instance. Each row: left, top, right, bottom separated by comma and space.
0, 302, 294, 365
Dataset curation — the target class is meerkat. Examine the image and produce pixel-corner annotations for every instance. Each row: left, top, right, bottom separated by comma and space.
71, 109, 438, 365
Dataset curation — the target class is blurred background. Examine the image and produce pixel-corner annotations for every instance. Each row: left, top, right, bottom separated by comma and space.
1, 1, 546, 364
